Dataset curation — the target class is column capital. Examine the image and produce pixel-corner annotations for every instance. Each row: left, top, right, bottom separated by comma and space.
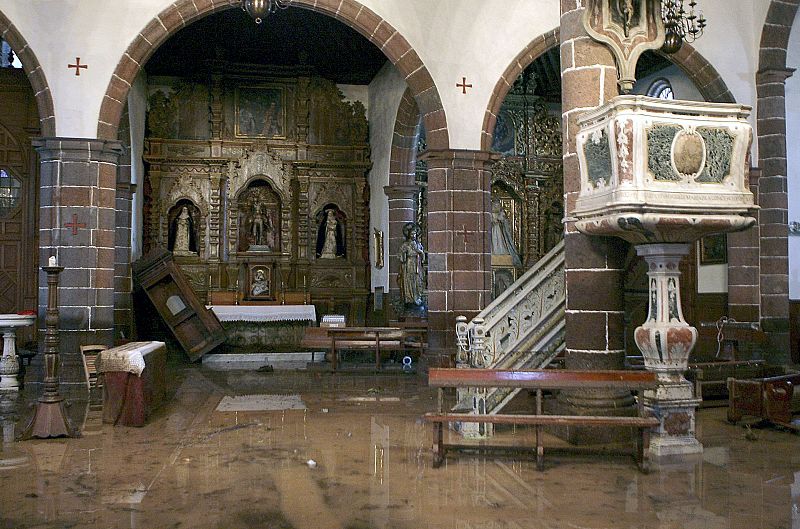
33, 137, 125, 164
384, 185, 420, 200
419, 149, 499, 169
756, 67, 796, 85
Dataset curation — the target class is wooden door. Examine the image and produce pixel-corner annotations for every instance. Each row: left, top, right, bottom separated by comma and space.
0, 126, 29, 314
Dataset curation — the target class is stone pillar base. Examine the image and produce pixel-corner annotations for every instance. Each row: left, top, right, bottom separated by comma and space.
644, 378, 703, 458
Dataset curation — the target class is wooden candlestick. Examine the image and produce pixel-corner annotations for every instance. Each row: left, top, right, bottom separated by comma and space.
19, 265, 79, 439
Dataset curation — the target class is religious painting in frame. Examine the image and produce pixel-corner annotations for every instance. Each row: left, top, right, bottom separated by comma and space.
492, 267, 516, 299
235, 86, 286, 139
700, 234, 727, 264
247, 264, 273, 300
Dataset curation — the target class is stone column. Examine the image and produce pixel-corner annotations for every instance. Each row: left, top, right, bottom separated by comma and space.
756, 68, 794, 363
384, 184, 420, 314
36, 138, 123, 391
115, 149, 134, 341
421, 149, 494, 361
559, 0, 632, 437
727, 168, 761, 326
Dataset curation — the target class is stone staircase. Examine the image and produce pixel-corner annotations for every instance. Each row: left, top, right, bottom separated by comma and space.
453, 240, 565, 435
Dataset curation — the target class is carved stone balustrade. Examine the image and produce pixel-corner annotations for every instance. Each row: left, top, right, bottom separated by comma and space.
573, 95, 758, 458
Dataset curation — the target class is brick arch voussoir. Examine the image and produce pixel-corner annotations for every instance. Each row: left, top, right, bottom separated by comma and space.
0, 10, 56, 136
659, 43, 735, 104
98, 0, 449, 150
759, 0, 800, 71
389, 88, 422, 186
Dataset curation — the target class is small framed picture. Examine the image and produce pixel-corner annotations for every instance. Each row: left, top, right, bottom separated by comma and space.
700, 234, 727, 264
248, 265, 272, 300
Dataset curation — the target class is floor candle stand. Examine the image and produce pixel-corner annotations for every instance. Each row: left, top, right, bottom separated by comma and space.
18, 264, 79, 439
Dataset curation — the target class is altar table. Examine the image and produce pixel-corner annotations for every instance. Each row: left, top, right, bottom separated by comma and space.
97, 341, 167, 427
208, 305, 316, 323
207, 305, 317, 350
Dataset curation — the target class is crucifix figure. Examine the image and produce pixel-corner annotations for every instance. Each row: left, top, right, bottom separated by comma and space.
456, 77, 473, 94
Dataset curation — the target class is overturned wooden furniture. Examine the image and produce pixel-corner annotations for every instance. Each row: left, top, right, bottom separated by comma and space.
133, 249, 225, 361
727, 373, 800, 430
687, 360, 786, 406
97, 341, 168, 427
423, 368, 660, 472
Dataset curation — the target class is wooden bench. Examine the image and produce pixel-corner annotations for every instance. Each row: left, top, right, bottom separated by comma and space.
300, 326, 425, 370
727, 372, 800, 430
423, 368, 660, 472
686, 360, 785, 406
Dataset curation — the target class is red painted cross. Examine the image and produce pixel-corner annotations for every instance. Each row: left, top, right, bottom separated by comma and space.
456, 77, 473, 94
68, 57, 88, 76
64, 214, 86, 235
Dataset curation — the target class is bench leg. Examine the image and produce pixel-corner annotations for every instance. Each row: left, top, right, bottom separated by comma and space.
637, 428, 651, 474
432, 421, 444, 468
535, 425, 544, 471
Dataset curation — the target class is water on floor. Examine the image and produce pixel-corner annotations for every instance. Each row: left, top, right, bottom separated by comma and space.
0, 367, 798, 529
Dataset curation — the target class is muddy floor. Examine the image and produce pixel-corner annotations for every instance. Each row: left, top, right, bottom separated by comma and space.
0, 367, 798, 529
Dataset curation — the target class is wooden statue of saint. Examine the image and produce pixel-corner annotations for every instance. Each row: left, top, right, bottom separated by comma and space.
169, 204, 198, 256
316, 207, 345, 259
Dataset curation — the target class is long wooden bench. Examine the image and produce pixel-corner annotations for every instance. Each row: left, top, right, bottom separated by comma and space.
300, 326, 426, 370
423, 368, 660, 472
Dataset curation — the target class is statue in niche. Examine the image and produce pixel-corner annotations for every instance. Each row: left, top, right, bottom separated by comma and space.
168, 203, 198, 256
491, 199, 522, 267
316, 206, 345, 259
238, 181, 280, 253
398, 222, 425, 306
249, 204, 275, 251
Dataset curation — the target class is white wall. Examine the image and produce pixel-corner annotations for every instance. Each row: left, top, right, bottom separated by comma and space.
367, 62, 407, 292
787, 9, 800, 300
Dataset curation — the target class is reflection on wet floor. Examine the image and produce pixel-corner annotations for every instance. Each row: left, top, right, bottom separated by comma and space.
0, 367, 799, 529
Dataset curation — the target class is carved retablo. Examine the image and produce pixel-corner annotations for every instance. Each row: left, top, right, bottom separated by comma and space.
143, 64, 371, 323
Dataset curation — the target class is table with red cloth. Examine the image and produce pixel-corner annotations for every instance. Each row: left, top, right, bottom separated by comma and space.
96, 341, 167, 427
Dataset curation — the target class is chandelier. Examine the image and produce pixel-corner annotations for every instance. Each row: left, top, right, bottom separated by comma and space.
242, 0, 293, 24
661, 0, 706, 54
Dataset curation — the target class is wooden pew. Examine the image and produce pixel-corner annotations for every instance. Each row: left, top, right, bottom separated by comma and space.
422, 368, 660, 472
727, 372, 800, 429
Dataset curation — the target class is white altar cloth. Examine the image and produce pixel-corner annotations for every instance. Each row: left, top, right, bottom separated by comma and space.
208, 305, 316, 323
96, 341, 165, 377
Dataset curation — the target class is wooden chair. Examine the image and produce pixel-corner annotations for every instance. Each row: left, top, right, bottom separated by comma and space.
80, 344, 108, 391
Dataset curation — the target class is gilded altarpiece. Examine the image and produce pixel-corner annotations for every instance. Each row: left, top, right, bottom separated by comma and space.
490, 95, 564, 298
143, 64, 370, 324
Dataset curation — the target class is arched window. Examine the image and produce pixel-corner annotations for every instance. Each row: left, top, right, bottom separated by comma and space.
647, 78, 674, 100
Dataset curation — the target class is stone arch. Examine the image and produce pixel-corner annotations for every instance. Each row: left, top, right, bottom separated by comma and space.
753, 0, 800, 362
480, 28, 736, 150
0, 10, 55, 136
97, 0, 449, 150
385, 87, 423, 309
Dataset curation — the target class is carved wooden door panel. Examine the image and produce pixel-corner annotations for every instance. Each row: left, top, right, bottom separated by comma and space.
0, 125, 30, 314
